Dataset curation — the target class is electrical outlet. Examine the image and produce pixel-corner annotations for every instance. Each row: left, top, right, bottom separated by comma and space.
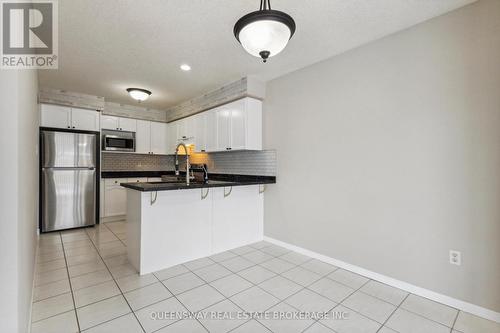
449, 250, 462, 266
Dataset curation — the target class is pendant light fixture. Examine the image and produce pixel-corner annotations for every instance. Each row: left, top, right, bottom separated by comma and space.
234, 0, 296, 63
126, 88, 151, 102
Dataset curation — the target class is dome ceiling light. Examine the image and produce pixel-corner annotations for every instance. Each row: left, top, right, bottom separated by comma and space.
126, 88, 151, 102
234, 0, 296, 63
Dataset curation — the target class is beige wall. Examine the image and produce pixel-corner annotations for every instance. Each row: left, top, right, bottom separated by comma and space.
0, 69, 39, 332
263, 0, 500, 313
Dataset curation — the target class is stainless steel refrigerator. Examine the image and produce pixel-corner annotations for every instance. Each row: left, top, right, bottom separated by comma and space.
41, 130, 98, 232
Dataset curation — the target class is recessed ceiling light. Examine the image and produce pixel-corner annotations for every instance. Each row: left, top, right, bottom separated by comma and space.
180, 64, 191, 71
126, 88, 151, 102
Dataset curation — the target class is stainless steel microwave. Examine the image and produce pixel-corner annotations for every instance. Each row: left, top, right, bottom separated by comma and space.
102, 130, 135, 152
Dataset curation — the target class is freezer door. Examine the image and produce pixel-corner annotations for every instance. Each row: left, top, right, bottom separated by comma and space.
42, 168, 96, 232
42, 131, 97, 168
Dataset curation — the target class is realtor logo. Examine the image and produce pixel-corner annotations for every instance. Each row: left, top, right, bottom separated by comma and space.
1, 0, 58, 69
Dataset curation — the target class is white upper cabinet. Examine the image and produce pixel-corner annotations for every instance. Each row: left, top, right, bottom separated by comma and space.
216, 107, 231, 151
202, 97, 262, 152
100, 115, 137, 132
40, 104, 71, 129
71, 108, 100, 131
136, 120, 151, 154
229, 99, 247, 150
100, 115, 119, 130
119, 117, 137, 132
205, 109, 218, 152
194, 113, 207, 152
40, 104, 100, 131
150, 121, 169, 155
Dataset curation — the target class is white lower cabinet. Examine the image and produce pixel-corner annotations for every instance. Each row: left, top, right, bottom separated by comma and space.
103, 178, 128, 217
211, 186, 264, 253
102, 177, 148, 219
127, 185, 264, 274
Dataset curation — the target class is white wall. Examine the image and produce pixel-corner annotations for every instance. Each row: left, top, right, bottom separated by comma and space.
0, 69, 39, 332
264, 0, 500, 313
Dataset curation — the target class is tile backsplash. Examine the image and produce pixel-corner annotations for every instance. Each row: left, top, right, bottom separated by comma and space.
101, 153, 173, 172
102, 150, 277, 176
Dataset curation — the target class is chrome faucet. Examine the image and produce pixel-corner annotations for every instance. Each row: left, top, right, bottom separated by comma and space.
175, 143, 191, 186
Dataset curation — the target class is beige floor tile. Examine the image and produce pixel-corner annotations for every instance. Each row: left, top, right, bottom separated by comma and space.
279, 251, 312, 265
162, 271, 205, 295
99, 245, 127, 259
63, 239, 94, 250
401, 294, 458, 327
66, 252, 102, 267
238, 265, 277, 284
308, 278, 354, 303
68, 260, 106, 278
342, 291, 396, 323
220, 256, 255, 272
109, 263, 138, 279
34, 268, 68, 286
258, 276, 303, 300
116, 272, 158, 293
249, 241, 273, 250
282, 266, 322, 286
33, 278, 71, 301
241, 250, 274, 264
31, 310, 78, 333
36, 250, 65, 263
209, 250, 238, 262
135, 297, 186, 333
154, 264, 189, 281
385, 308, 450, 333
176, 284, 225, 312
230, 286, 280, 312
32, 292, 74, 322
300, 259, 338, 276
210, 273, 253, 297
76, 295, 130, 330
64, 245, 97, 258
327, 269, 369, 289
320, 305, 380, 333
303, 322, 335, 332
260, 245, 290, 257
454, 311, 500, 333
103, 254, 129, 267
71, 269, 112, 291
259, 257, 296, 274
258, 302, 316, 333
183, 257, 215, 270
124, 282, 172, 310
231, 245, 257, 255
285, 289, 337, 313
198, 299, 247, 332
155, 319, 207, 333
232, 320, 272, 332
359, 280, 408, 306
193, 263, 232, 282
73, 280, 121, 308
83, 313, 143, 333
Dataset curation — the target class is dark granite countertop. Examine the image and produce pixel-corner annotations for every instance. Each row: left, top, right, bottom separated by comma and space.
120, 173, 276, 192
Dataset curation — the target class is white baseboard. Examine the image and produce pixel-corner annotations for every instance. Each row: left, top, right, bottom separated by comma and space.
101, 215, 126, 223
264, 236, 500, 324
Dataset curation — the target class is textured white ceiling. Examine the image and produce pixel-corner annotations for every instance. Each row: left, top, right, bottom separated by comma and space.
38, 0, 476, 109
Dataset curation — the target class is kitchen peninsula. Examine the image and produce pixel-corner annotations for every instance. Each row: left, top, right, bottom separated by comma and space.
121, 175, 275, 275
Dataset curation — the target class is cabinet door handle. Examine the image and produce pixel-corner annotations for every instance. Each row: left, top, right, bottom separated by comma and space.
226, 147, 232, 151
72, 126, 75, 129
67, 126, 71, 128
224, 186, 233, 198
